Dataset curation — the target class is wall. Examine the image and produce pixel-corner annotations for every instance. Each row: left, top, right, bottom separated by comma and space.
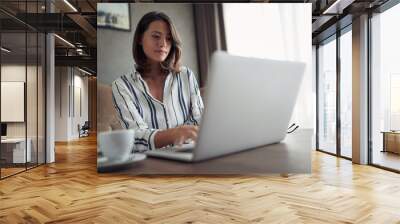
1, 65, 25, 136
54, 67, 89, 141
1, 65, 41, 138
55, 67, 69, 141
72, 73, 89, 138
98, 3, 199, 85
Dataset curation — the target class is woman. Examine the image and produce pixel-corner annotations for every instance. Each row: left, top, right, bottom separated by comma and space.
112, 11, 204, 151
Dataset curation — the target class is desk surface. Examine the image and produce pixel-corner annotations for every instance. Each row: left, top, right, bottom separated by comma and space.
98, 129, 313, 174
1, 138, 26, 143
381, 131, 400, 133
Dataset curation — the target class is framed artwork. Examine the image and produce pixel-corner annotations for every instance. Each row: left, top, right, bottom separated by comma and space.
97, 3, 131, 31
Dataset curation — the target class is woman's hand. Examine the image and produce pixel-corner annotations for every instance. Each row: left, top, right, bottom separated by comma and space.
154, 125, 199, 148
170, 125, 199, 146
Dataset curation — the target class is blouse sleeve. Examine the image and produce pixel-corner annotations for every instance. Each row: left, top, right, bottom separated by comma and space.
184, 68, 204, 126
111, 78, 159, 151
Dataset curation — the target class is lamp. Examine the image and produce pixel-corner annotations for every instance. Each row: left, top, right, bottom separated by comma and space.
322, 0, 355, 15
78, 67, 93, 76
1, 47, 11, 53
63, 0, 78, 12
54, 34, 75, 48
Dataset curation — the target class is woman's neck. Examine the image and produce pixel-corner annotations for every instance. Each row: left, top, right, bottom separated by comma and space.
143, 62, 167, 80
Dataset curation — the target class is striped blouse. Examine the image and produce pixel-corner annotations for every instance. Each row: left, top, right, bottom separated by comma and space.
111, 66, 204, 151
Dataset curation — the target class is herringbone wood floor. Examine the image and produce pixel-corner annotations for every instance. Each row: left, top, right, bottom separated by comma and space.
1, 134, 400, 223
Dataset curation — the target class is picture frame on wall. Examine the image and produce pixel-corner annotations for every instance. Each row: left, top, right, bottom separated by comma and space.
97, 3, 131, 31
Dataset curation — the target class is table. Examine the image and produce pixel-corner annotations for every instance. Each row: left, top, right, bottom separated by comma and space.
98, 129, 313, 175
382, 131, 400, 154
1, 138, 31, 164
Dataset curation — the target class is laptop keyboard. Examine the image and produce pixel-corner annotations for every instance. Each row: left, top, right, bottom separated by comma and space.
155, 142, 195, 153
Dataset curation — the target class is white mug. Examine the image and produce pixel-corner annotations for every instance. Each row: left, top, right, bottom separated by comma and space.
98, 129, 135, 161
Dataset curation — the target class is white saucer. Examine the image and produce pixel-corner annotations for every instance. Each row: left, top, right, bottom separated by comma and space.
97, 153, 146, 169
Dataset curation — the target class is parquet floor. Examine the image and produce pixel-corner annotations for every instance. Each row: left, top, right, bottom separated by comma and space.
1, 134, 400, 223
1, 167, 26, 178
373, 151, 400, 171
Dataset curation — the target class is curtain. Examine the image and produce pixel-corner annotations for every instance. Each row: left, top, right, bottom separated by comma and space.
193, 3, 227, 87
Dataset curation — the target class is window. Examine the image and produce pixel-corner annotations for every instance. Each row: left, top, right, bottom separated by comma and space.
223, 3, 314, 130
390, 74, 400, 130
371, 2, 400, 171
340, 28, 352, 158
0, 1, 47, 179
317, 37, 337, 154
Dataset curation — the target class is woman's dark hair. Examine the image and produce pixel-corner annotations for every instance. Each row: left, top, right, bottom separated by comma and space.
132, 11, 182, 74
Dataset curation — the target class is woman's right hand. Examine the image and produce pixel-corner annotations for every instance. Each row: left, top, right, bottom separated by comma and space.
154, 125, 199, 149
170, 125, 199, 146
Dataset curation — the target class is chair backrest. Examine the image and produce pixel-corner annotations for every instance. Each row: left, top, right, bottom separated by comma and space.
82, 121, 90, 129
97, 83, 122, 132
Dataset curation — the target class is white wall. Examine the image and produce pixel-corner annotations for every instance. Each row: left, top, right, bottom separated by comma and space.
55, 67, 89, 141
1, 65, 26, 126
1, 65, 39, 137
1, 65, 26, 140
55, 67, 68, 141
71, 73, 89, 138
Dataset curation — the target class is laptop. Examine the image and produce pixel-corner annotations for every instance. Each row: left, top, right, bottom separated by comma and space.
145, 51, 305, 162
1, 123, 7, 140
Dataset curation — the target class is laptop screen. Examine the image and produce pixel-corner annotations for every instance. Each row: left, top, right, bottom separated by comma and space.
1, 123, 7, 137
